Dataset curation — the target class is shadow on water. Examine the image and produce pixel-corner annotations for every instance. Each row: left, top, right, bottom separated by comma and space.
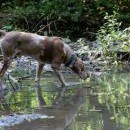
0, 65, 130, 130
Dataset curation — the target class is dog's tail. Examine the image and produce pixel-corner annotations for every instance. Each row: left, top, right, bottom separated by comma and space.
0, 30, 7, 37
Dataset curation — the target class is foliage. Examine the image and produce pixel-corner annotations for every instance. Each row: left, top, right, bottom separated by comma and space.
13, 2, 38, 18
2, 25, 13, 31
0, 0, 130, 38
0, 0, 84, 37
97, 11, 130, 61
97, 12, 121, 51
39, 0, 83, 22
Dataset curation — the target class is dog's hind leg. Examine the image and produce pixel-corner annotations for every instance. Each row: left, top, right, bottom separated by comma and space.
0, 58, 11, 78
0, 48, 20, 78
0, 59, 11, 90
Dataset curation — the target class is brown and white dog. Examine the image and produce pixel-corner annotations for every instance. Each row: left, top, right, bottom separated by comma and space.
0, 30, 88, 87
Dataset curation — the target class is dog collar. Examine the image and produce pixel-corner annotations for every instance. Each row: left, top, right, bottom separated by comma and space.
65, 54, 77, 67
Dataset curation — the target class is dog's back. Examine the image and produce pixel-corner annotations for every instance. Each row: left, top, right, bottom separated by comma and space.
0, 30, 66, 63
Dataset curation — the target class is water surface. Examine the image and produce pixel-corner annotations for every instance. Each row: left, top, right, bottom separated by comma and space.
0, 65, 130, 130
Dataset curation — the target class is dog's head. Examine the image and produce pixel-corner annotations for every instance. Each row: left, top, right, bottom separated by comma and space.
71, 57, 88, 80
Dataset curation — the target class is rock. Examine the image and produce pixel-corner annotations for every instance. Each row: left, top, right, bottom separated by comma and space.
43, 64, 53, 72
63, 38, 71, 44
0, 114, 54, 127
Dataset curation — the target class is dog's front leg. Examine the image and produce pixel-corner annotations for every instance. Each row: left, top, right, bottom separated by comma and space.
52, 63, 66, 87
35, 62, 44, 85
54, 70, 66, 87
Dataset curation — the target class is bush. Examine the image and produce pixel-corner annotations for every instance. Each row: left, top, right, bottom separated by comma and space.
1, 0, 130, 39
97, 11, 130, 61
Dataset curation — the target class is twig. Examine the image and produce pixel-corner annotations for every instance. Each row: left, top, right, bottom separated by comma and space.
7, 74, 16, 91
23, 16, 29, 30
86, 31, 97, 35
17, 74, 32, 81
6, 70, 20, 91
31, 18, 44, 32
36, 20, 58, 33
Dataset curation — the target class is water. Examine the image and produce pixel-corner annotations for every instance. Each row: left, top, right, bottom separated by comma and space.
0, 65, 130, 130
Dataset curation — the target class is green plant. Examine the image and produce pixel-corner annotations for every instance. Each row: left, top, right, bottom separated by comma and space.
39, 0, 83, 22
1, 0, 130, 39
97, 11, 130, 62
97, 12, 121, 50
97, 12, 121, 61
2, 25, 13, 31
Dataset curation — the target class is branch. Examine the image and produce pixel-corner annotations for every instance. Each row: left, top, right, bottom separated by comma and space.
37, 20, 58, 33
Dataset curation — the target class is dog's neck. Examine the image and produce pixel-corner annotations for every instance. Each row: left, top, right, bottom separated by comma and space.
64, 43, 76, 67
64, 43, 72, 58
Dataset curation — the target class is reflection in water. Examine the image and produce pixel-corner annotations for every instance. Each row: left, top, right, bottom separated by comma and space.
35, 84, 46, 107
0, 66, 130, 130
0, 82, 10, 112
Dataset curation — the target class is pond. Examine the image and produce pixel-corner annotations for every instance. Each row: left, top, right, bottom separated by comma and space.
0, 64, 130, 130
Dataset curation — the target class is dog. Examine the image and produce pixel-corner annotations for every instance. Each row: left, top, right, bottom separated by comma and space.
0, 30, 88, 87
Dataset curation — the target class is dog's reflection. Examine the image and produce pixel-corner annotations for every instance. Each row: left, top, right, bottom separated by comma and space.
35, 84, 46, 107
35, 83, 66, 108
0, 82, 10, 112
